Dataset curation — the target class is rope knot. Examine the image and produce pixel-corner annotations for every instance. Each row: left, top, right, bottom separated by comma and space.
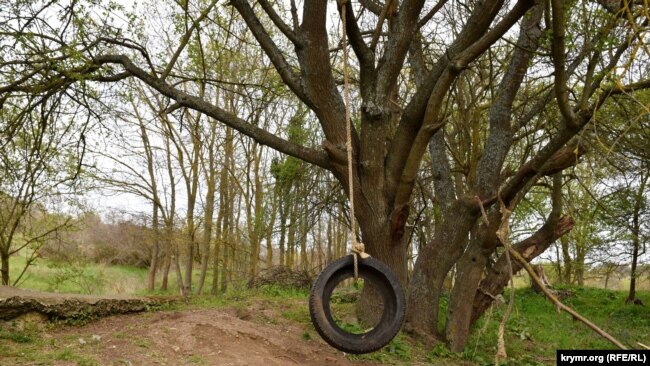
351, 241, 370, 282
351, 242, 370, 259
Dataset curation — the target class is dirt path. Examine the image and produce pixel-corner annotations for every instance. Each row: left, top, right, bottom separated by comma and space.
40, 307, 376, 366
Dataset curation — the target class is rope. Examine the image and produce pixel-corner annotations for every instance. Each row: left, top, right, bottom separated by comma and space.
341, 0, 369, 281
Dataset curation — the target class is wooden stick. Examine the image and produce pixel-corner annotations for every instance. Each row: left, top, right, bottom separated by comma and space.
506, 247, 627, 350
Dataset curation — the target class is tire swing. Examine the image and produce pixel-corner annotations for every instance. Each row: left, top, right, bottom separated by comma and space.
308, 1, 405, 354
309, 254, 406, 354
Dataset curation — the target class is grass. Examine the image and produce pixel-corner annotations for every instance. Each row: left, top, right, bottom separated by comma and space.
9, 254, 148, 295
0, 321, 100, 366
462, 287, 649, 365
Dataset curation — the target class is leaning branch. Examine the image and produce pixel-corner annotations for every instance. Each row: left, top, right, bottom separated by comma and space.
507, 247, 628, 350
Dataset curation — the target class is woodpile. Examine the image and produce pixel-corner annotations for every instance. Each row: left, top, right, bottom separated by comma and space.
248, 266, 313, 289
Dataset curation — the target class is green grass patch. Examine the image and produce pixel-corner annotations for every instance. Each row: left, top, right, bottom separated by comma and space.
464, 287, 649, 365
54, 349, 99, 366
348, 333, 413, 363
9, 255, 148, 296
0, 328, 36, 344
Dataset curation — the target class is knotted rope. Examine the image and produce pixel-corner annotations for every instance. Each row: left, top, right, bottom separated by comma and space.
341, 0, 369, 281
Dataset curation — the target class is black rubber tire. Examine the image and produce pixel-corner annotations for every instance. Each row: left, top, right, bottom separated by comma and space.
309, 255, 405, 354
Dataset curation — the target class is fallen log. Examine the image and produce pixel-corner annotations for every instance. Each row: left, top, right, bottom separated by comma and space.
0, 286, 166, 321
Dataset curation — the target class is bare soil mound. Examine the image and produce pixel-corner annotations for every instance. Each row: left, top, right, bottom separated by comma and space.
50, 308, 370, 365
0, 287, 379, 365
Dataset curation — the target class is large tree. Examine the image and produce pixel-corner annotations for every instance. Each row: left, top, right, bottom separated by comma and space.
2, 0, 649, 350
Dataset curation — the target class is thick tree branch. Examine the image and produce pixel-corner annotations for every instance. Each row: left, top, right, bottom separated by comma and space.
230, 0, 311, 106
298, 0, 349, 160
339, 0, 375, 73
475, 3, 543, 198
375, 0, 426, 98
93, 54, 331, 170
369, 0, 395, 50
551, 0, 578, 127
359, 0, 383, 15
453, 0, 536, 68
428, 128, 455, 219
392, 0, 535, 208
387, 0, 526, 198
257, 0, 304, 47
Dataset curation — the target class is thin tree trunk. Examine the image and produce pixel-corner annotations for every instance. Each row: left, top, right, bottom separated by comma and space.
160, 241, 171, 291
299, 199, 308, 271
173, 242, 186, 296
196, 172, 216, 295
265, 192, 277, 268
248, 144, 264, 279
1, 251, 9, 286
147, 204, 160, 291
278, 195, 288, 266
560, 235, 573, 284
287, 196, 297, 269
626, 174, 647, 304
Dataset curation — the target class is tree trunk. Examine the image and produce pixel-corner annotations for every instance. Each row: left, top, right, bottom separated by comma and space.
299, 200, 308, 271
278, 197, 288, 266
248, 146, 264, 279
531, 264, 552, 293
160, 243, 171, 291
196, 174, 216, 295
173, 243, 186, 296
265, 186, 278, 268
406, 201, 476, 339
287, 196, 297, 269
446, 212, 501, 351
146, 204, 160, 292
626, 181, 644, 304
560, 235, 573, 284
356, 208, 409, 326
1, 251, 9, 286
220, 216, 231, 294
573, 247, 585, 286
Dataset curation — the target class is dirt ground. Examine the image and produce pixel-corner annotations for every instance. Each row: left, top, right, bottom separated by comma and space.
0, 285, 381, 366
39, 307, 376, 366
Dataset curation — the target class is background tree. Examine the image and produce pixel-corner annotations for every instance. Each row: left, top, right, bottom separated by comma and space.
0, 95, 84, 285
